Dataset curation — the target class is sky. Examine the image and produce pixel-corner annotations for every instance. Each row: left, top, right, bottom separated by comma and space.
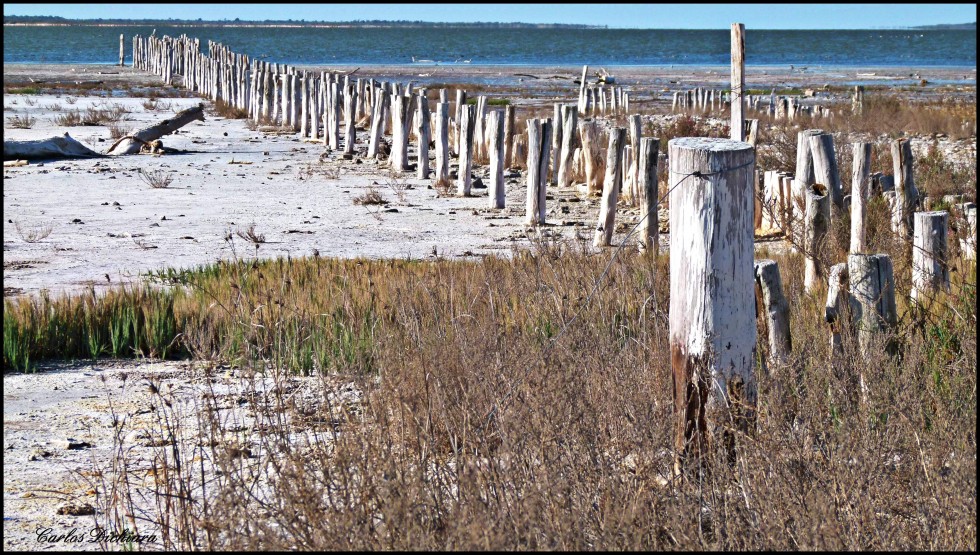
3, 3, 976, 29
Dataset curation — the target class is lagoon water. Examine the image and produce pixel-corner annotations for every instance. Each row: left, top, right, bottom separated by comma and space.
3, 25, 977, 68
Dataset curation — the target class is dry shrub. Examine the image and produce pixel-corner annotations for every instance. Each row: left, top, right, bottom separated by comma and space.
211, 99, 249, 119
352, 187, 387, 205
107, 122, 131, 140
139, 169, 174, 189
6, 113, 36, 129
234, 224, 265, 245
84, 104, 128, 125
432, 176, 454, 197
14, 221, 52, 242
55, 110, 83, 126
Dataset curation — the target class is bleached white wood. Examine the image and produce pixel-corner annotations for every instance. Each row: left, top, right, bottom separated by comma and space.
558, 104, 578, 188
367, 86, 389, 158
911, 211, 950, 301
503, 105, 515, 169
578, 64, 589, 112
668, 136, 757, 473
525, 118, 553, 225
454, 89, 467, 156
850, 142, 872, 254
892, 138, 919, 238
457, 104, 476, 196
488, 109, 506, 209
343, 83, 357, 154
730, 23, 746, 141
825, 262, 849, 358
808, 132, 844, 216
579, 120, 602, 195
755, 259, 792, 367
626, 114, 642, 205
416, 91, 431, 179
390, 93, 417, 173
434, 101, 450, 184
847, 253, 897, 355
551, 103, 563, 184
804, 183, 830, 293
639, 137, 660, 254
594, 127, 626, 247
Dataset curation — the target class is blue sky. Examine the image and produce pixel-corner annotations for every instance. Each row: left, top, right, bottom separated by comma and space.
3, 3, 976, 29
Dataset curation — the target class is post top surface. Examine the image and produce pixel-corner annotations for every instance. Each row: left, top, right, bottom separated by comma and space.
915, 210, 950, 218
668, 137, 752, 152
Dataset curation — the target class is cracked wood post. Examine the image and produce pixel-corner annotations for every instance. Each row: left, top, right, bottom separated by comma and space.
825, 262, 849, 359
804, 183, 831, 294
730, 23, 746, 141
105, 104, 205, 155
669, 137, 757, 475
892, 138, 918, 239
328, 81, 342, 150
551, 103, 563, 185
391, 93, 417, 173
310, 76, 321, 141
579, 120, 602, 195
367, 86, 389, 158
808, 132, 844, 217
961, 203, 977, 260
639, 137, 660, 254
594, 127, 626, 247
792, 129, 825, 241
558, 104, 578, 188
626, 114, 642, 205
848, 253, 897, 357
578, 64, 588, 112
850, 142, 872, 254
488, 109, 505, 209
300, 73, 310, 137
434, 102, 450, 184
454, 89, 467, 156
912, 211, 950, 302
343, 84, 358, 155
416, 90, 431, 179
503, 105, 515, 169
755, 259, 791, 369
525, 118, 553, 225
457, 104, 476, 196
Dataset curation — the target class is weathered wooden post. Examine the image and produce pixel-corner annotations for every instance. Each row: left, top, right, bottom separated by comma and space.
416, 90, 431, 178
119, 34, 125, 66
639, 137, 660, 254
434, 102, 450, 184
848, 253, 897, 355
329, 80, 341, 149
911, 211, 950, 301
579, 120, 602, 195
343, 84, 357, 154
454, 90, 467, 156
804, 184, 831, 293
825, 262, 849, 359
557, 104, 578, 188
626, 114, 642, 204
391, 93, 417, 173
669, 137, 756, 474
850, 142, 872, 254
525, 118, 553, 225
808, 132, 844, 217
457, 104, 476, 196
300, 73, 310, 137
961, 203, 977, 260
475, 95, 488, 162
892, 138, 918, 238
755, 259, 792, 368
503, 105, 516, 168
730, 23, 746, 141
594, 127, 626, 247
367, 86, 389, 158
488, 110, 506, 208
578, 64, 589, 112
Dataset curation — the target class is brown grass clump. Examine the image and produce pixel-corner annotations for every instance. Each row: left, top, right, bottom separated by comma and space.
211, 99, 249, 119
352, 187, 387, 205
54, 109, 83, 126
5, 113, 36, 129
138, 169, 174, 189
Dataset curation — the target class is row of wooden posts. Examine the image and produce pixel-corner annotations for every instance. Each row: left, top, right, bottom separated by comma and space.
127, 26, 975, 476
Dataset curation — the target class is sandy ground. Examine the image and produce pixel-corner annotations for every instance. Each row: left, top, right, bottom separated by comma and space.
3, 62, 977, 550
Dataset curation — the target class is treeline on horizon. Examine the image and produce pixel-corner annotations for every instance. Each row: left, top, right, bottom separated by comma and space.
2, 15, 606, 28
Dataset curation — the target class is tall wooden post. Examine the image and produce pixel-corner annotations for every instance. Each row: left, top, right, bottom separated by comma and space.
343, 84, 357, 154
454, 89, 467, 156
594, 128, 626, 247
525, 118, 553, 225
912, 211, 950, 301
730, 23, 746, 142
669, 137, 756, 474
579, 120, 602, 195
416, 91, 432, 179
557, 105, 578, 188
850, 142, 872, 254
457, 104, 476, 196
639, 137, 660, 254
755, 259, 792, 367
434, 102, 450, 184
809, 132, 844, 216
119, 34, 125, 66
848, 253, 897, 356
488, 110, 506, 208
961, 203, 977, 261
503, 105, 516, 169
578, 64, 589, 112
892, 138, 918, 238
804, 184, 831, 293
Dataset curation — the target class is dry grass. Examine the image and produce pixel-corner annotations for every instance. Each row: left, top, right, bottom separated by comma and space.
107, 122, 131, 140
210, 99, 249, 119
138, 169, 174, 189
352, 187, 387, 206
14, 221, 52, 243
54, 109, 83, 126
5, 113, 36, 129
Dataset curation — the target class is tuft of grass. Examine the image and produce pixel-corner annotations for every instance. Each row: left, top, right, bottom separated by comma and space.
210, 99, 249, 119
14, 221, 53, 243
54, 109, 83, 126
107, 122, 131, 140
138, 169, 174, 189
352, 187, 387, 205
6, 113, 36, 129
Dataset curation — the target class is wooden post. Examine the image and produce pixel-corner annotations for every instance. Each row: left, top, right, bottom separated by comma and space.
804, 184, 831, 294
416, 91, 431, 178
669, 137, 756, 474
808, 132, 844, 216
551, 103, 563, 185
475, 96, 488, 162
391, 93, 417, 173
960, 203, 977, 261
579, 120, 602, 195
525, 118, 553, 225
745, 119, 759, 147
626, 114, 642, 204
558, 105, 578, 188
594, 127, 626, 247
911, 211, 950, 301
300, 73, 310, 137
730, 23, 746, 141
457, 104, 476, 196
847, 253, 897, 355
755, 259, 792, 367
343, 84, 357, 154
367, 87, 389, 158
119, 34, 125, 66
892, 138, 918, 238
454, 90, 467, 156
503, 105, 515, 169
329, 81, 341, 149
488, 110, 505, 208
825, 262, 849, 359
434, 102, 450, 184
578, 64, 589, 112
850, 142, 872, 254
639, 137, 660, 254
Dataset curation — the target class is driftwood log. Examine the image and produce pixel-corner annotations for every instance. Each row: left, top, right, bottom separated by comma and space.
105, 104, 205, 155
